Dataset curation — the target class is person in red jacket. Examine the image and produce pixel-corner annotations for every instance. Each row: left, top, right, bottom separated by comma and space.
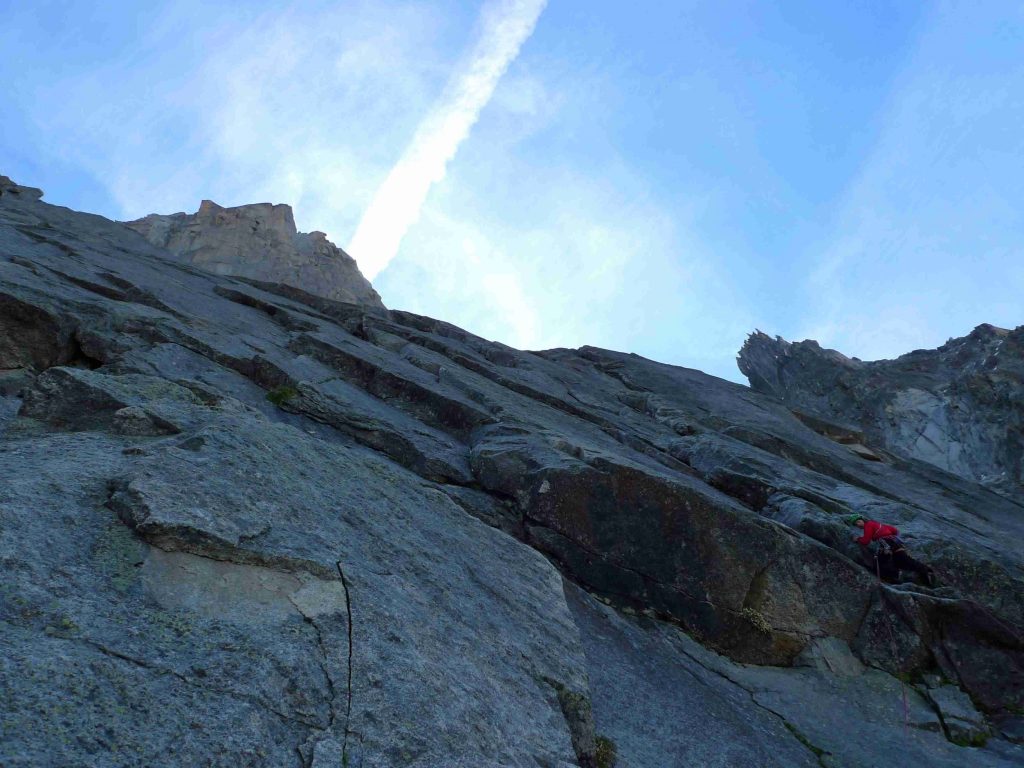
847, 514, 935, 587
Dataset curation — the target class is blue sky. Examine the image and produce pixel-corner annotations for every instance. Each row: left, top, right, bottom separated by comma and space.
2, 1, 1022, 382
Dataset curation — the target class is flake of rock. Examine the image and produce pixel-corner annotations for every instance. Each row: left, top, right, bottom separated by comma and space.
925, 684, 991, 745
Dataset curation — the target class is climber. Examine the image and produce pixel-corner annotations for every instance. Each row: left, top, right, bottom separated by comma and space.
869, 544, 900, 583
846, 514, 935, 587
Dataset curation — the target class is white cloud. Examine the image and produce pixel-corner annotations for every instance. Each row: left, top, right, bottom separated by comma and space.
375, 147, 754, 381
6, 0, 752, 381
348, 0, 548, 279
19, 1, 453, 242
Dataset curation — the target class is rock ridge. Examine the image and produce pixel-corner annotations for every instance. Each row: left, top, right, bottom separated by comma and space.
738, 325, 1024, 499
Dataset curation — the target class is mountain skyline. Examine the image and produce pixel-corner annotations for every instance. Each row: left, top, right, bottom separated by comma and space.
2, 1, 1022, 381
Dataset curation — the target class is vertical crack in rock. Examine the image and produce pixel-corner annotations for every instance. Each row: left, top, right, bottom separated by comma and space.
288, 573, 352, 766
920, 690, 954, 742
305, 616, 339, 731
336, 561, 355, 762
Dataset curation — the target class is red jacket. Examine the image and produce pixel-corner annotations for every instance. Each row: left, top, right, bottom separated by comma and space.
855, 520, 899, 546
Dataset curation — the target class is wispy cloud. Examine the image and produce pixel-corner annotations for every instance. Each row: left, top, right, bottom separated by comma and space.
801, 2, 1024, 359
375, 148, 755, 380
14, 1, 453, 232
348, 0, 547, 279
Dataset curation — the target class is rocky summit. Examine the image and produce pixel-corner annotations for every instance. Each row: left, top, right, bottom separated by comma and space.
1, 173, 1023, 767
124, 198, 384, 309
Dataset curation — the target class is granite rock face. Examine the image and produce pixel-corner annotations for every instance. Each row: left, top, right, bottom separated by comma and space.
738, 327, 1024, 499
2, 176, 1023, 766
124, 199, 384, 309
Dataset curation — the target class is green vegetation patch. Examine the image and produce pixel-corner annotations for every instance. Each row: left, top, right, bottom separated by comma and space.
950, 731, 989, 748
595, 735, 617, 768
740, 606, 772, 634
266, 384, 300, 407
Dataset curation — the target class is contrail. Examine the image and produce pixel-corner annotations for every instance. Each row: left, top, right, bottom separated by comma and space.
348, 0, 547, 279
